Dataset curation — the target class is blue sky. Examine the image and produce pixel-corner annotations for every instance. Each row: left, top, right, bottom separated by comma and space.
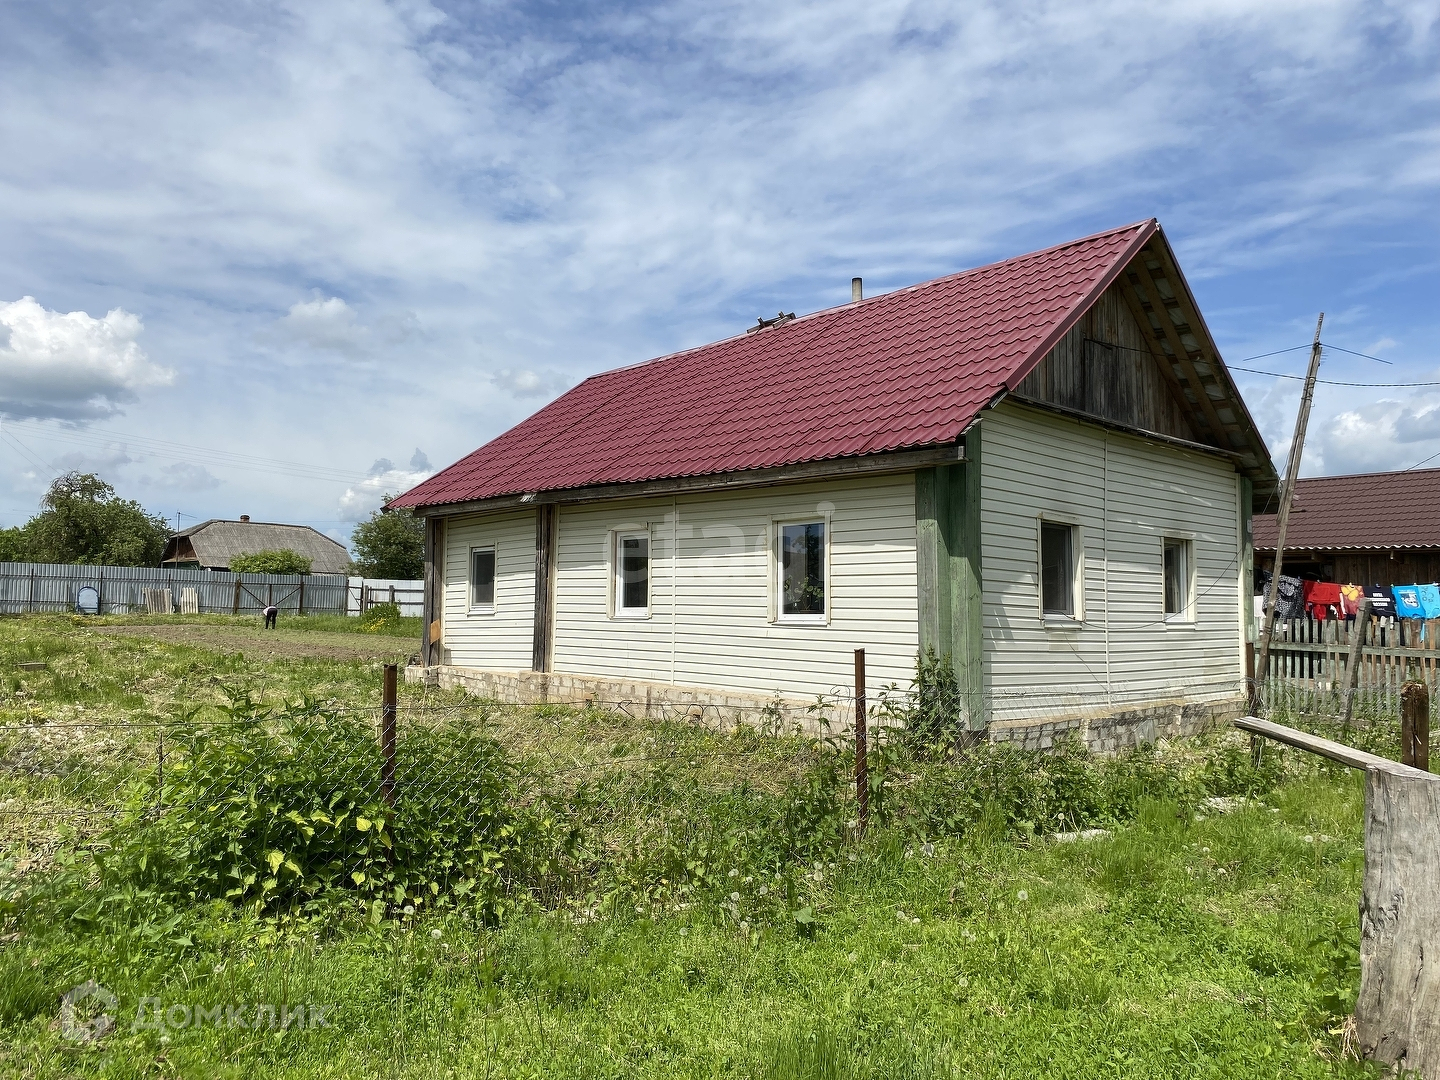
1, 0, 1438, 544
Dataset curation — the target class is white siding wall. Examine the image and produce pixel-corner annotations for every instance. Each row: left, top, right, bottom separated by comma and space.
552, 475, 919, 700
441, 510, 536, 671
981, 402, 1242, 719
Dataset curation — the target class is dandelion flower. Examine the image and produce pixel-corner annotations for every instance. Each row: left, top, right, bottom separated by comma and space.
1303, 835, 1314, 843
431, 929, 442, 939
678, 927, 688, 937
1017, 890, 1028, 902
758, 885, 769, 896
403, 905, 415, 916
730, 892, 741, 903
728, 869, 739, 878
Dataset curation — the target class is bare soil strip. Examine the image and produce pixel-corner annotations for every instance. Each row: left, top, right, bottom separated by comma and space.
94, 623, 416, 662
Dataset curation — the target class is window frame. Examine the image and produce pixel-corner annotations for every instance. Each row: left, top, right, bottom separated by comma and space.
612, 529, 652, 619
773, 516, 831, 626
1162, 536, 1196, 625
468, 544, 497, 615
1037, 516, 1083, 623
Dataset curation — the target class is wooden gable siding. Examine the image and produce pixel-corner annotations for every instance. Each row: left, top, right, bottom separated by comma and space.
1015, 282, 1196, 443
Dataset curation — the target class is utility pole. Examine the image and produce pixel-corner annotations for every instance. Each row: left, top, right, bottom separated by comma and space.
1255, 313, 1325, 703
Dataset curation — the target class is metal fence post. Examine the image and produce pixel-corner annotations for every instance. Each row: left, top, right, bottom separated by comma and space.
381, 664, 398, 806
854, 648, 868, 837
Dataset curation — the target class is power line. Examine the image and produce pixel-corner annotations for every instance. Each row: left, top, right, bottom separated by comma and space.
1230, 366, 1440, 388
0, 418, 375, 486
1317, 343, 1394, 365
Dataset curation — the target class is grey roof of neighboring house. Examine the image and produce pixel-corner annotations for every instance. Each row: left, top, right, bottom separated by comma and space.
161, 519, 350, 573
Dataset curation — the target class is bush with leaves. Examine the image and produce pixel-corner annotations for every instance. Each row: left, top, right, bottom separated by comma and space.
358, 601, 402, 633
229, 549, 312, 575
96, 691, 519, 921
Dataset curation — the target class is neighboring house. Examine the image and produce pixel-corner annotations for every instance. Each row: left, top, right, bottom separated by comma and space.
1253, 469, 1440, 587
161, 516, 350, 574
392, 219, 1278, 741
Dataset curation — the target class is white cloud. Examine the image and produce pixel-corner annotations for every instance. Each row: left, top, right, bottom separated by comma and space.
276, 297, 367, 354
1316, 394, 1440, 476
0, 298, 173, 421
0, 0, 1437, 528
337, 452, 434, 521
147, 463, 222, 492
491, 368, 569, 400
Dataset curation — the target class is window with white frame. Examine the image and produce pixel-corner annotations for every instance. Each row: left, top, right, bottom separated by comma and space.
779, 520, 827, 621
1040, 521, 1076, 617
614, 532, 649, 616
470, 546, 496, 612
1163, 537, 1193, 621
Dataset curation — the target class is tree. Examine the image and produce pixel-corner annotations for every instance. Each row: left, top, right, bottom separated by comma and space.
349, 499, 423, 579
0, 525, 29, 563
229, 549, 312, 575
22, 472, 171, 566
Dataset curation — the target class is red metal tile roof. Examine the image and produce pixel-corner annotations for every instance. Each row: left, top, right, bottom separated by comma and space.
392, 220, 1157, 510
1254, 468, 1440, 552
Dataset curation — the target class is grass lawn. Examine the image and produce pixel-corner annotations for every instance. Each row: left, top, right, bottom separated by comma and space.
0, 615, 1377, 1078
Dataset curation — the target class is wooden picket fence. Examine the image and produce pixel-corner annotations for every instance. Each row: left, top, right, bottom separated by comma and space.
1261, 615, 1440, 716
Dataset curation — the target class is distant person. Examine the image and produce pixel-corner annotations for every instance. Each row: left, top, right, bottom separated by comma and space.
263, 604, 278, 630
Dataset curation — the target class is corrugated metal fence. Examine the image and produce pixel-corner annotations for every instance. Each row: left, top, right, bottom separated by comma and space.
0, 562, 347, 615
346, 577, 424, 617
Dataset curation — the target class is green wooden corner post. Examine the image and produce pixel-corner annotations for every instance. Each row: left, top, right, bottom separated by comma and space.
954, 427, 985, 731
915, 428, 986, 732
1240, 476, 1255, 645
915, 468, 952, 657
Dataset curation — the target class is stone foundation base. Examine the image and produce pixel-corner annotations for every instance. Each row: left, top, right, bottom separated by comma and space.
408, 664, 1244, 752
987, 697, 1246, 754
406, 663, 829, 734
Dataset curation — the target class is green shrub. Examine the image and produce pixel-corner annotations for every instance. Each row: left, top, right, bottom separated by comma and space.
358, 601, 402, 633
95, 691, 518, 920
905, 647, 963, 749
229, 549, 312, 575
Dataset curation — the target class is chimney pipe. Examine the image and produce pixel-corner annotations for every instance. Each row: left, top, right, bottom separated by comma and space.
240, 515, 250, 522
851, 277, 863, 302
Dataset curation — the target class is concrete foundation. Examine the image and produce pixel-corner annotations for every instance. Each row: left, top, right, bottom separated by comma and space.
407, 664, 1244, 752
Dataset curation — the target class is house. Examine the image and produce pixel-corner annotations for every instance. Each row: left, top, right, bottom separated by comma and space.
161, 516, 350, 574
392, 220, 1278, 745
1253, 468, 1440, 587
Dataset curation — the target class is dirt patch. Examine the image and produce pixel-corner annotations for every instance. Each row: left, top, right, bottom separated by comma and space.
94, 623, 417, 662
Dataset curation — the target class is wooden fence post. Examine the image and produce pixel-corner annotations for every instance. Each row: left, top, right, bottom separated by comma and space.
1343, 597, 1373, 730
381, 664, 397, 806
854, 648, 868, 837
232, 579, 241, 615
1402, 673, 1429, 770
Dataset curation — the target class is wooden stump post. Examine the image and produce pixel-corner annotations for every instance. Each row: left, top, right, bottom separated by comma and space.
1237, 716, 1440, 1075
1358, 766, 1440, 1073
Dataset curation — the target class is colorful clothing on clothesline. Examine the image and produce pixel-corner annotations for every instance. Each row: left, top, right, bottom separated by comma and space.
1340, 584, 1363, 617
1420, 584, 1440, 619
1364, 585, 1396, 618
1303, 581, 1344, 620
1392, 585, 1425, 619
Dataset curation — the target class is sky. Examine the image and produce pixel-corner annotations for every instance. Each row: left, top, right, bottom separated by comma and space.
1, 0, 1438, 547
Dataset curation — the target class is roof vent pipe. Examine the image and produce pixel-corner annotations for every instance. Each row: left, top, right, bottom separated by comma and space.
852, 277, 863, 302
240, 515, 250, 522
